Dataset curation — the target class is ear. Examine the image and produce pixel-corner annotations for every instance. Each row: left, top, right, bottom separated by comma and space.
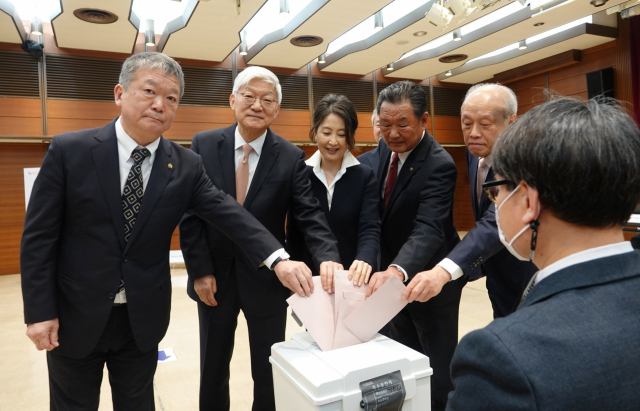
114, 84, 124, 108
420, 111, 430, 129
229, 93, 236, 110
507, 113, 517, 126
520, 181, 540, 225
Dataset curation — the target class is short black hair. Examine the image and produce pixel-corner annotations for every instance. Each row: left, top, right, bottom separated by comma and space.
310, 94, 358, 149
376, 81, 427, 120
493, 97, 640, 228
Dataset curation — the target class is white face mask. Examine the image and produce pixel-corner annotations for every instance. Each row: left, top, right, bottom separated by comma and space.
495, 184, 540, 262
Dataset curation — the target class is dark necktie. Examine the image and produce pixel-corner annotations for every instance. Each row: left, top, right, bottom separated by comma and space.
384, 153, 399, 208
119, 147, 151, 294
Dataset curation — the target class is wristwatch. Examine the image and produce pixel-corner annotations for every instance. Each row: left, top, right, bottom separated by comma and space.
270, 256, 289, 270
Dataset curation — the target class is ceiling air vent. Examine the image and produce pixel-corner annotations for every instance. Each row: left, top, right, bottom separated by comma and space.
439, 54, 468, 63
290, 35, 323, 47
73, 8, 119, 24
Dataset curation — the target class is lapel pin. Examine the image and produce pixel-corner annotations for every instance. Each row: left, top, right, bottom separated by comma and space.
168, 163, 173, 169
410, 167, 414, 171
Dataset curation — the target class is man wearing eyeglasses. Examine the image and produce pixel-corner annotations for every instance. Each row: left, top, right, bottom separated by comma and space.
401, 83, 535, 318
179, 66, 341, 411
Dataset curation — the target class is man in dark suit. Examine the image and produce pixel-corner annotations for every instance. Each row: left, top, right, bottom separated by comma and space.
365, 81, 463, 411
358, 109, 382, 171
20, 52, 315, 411
178, 66, 342, 411
402, 84, 535, 318
447, 98, 640, 410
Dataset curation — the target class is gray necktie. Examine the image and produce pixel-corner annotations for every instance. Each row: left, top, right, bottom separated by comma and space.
476, 157, 490, 207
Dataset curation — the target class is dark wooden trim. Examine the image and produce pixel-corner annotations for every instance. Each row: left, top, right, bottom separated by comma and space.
615, 14, 632, 107
494, 50, 582, 84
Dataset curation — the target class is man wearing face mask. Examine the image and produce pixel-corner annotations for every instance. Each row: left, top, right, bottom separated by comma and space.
401, 84, 535, 318
446, 97, 640, 410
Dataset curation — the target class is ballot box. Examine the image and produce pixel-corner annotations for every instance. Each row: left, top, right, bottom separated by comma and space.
271, 332, 432, 411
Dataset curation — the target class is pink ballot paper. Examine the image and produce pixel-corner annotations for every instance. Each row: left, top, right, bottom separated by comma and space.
287, 271, 408, 351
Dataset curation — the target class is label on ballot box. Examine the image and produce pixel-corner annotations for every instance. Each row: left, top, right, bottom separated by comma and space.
360, 370, 406, 411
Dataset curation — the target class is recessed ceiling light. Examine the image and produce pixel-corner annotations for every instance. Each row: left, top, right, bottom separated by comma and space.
73, 8, 119, 24
413, 31, 427, 37
590, 0, 608, 6
290, 35, 324, 47
387, 62, 394, 71
452, 29, 462, 41
318, 53, 326, 64
445, 70, 452, 76
534, 22, 545, 26
518, 40, 528, 50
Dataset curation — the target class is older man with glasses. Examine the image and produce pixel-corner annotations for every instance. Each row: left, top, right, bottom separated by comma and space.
179, 66, 342, 411
447, 98, 640, 410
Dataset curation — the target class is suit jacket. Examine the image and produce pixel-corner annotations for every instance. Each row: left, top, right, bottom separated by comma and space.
447, 250, 640, 410
376, 136, 460, 278
20, 119, 282, 359
358, 145, 380, 172
446, 150, 535, 316
285, 164, 380, 276
179, 124, 340, 317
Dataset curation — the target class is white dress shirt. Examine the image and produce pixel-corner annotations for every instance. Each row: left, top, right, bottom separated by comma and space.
114, 118, 161, 303
305, 150, 360, 210
438, 155, 493, 282
234, 128, 289, 268
383, 132, 424, 282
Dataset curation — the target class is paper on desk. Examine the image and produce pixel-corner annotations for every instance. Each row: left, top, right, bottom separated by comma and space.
343, 275, 408, 343
287, 271, 407, 351
287, 276, 335, 351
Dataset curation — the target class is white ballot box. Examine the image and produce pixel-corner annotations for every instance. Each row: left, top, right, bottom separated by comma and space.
271, 332, 432, 411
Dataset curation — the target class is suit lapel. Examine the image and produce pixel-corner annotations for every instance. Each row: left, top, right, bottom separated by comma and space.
124, 137, 174, 252
243, 129, 279, 209
91, 120, 126, 251
218, 125, 237, 198
468, 154, 480, 219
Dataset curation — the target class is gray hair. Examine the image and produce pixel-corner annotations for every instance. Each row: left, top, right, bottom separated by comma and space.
462, 83, 517, 124
119, 52, 185, 100
233, 66, 282, 104
377, 81, 428, 120
493, 97, 640, 228
371, 109, 378, 126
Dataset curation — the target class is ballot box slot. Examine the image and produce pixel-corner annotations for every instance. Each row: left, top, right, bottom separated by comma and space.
359, 370, 405, 411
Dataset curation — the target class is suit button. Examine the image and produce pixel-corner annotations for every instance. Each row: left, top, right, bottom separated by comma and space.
123, 256, 128, 262
108, 293, 115, 299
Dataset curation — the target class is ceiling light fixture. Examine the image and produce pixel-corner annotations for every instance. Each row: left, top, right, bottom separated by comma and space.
534, 21, 545, 26
279, 0, 290, 16
239, 30, 248, 55
453, 29, 462, 41
374, 11, 384, 31
425, 3, 453, 29
144, 19, 155, 46
30, 15, 43, 36
413, 30, 427, 37
518, 39, 527, 50
318, 53, 326, 64
590, 0, 608, 6
445, 70, 452, 76
386, 62, 394, 71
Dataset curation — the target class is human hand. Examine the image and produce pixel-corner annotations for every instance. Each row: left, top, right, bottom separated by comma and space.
402, 265, 452, 302
194, 274, 218, 306
319, 261, 344, 294
366, 266, 405, 298
26, 318, 60, 351
275, 260, 314, 297
348, 260, 373, 287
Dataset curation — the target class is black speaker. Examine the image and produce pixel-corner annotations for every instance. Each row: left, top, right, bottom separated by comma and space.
586, 67, 615, 100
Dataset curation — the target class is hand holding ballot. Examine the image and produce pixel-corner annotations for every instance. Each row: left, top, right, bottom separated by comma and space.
287, 270, 408, 351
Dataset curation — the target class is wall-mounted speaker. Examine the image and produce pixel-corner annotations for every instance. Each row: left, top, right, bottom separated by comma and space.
586, 67, 615, 100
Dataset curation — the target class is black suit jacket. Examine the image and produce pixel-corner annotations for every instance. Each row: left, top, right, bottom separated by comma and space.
285, 164, 380, 275
446, 150, 535, 316
448, 250, 640, 410
179, 125, 340, 317
357, 145, 380, 172
376, 135, 460, 278
20, 119, 282, 359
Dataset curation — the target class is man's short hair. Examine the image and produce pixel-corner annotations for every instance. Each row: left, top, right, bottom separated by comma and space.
310, 94, 358, 149
371, 109, 378, 126
493, 98, 640, 228
119, 52, 185, 100
462, 83, 517, 124
376, 81, 427, 120
233, 66, 282, 104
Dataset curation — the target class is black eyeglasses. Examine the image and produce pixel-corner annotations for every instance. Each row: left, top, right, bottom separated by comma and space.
482, 179, 513, 203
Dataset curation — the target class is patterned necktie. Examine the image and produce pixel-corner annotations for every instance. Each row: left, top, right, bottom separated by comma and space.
118, 147, 150, 294
384, 153, 400, 208
236, 144, 254, 206
476, 157, 490, 207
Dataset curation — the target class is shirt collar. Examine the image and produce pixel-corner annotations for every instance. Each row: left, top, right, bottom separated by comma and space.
481, 155, 493, 167
536, 241, 634, 285
115, 117, 160, 159
234, 126, 267, 156
306, 149, 360, 172
392, 131, 425, 164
